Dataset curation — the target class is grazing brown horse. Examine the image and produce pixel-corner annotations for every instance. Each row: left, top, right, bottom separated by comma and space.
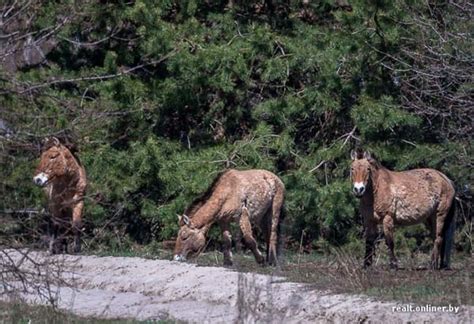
33, 137, 87, 254
173, 169, 285, 266
350, 150, 456, 269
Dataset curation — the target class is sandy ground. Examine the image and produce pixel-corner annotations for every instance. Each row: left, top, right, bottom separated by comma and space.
1, 250, 472, 323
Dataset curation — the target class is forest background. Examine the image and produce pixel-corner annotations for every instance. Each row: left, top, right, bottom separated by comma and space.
1, 0, 472, 258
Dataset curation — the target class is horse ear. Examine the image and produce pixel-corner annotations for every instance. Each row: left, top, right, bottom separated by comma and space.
364, 151, 379, 168
351, 149, 365, 160
182, 214, 190, 225
41, 137, 54, 151
350, 150, 357, 160
177, 214, 190, 226
52, 137, 60, 146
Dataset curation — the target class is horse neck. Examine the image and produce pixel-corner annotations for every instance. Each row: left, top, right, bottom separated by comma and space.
369, 165, 390, 199
60, 150, 81, 184
189, 197, 222, 229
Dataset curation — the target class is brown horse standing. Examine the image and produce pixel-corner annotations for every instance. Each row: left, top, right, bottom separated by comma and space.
173, 169, 285, 266
33, 137, 87, 254
350, 150, 456, 269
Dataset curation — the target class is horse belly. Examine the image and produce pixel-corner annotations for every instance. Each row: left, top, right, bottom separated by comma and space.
246, 188, 274, 222
252, 203, 272, 223
391, 188, 438, 226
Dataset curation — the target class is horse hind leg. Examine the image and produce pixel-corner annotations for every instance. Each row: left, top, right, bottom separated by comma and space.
48, 223, 57, 254
431, 208, 450, 270
58, 215, 70, 254
421, 217, 435, 269
431, 227, 443, 270
440, 200, 456, 270
240, 207, 264, 265
268, 187, 284, 266
260, 214, 271, 263
72, 201, 84, 254
424, 218, 436, 241
61, 234, 68, 254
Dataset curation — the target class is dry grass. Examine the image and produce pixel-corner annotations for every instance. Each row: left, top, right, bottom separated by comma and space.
191, 248, 473, 307
77, 239, 473, 307
0, 300, 180, 324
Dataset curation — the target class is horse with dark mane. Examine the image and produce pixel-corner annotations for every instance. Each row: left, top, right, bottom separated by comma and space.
350, 150, 456, 269
33, 137, 87, 254
173, 169, 285, 266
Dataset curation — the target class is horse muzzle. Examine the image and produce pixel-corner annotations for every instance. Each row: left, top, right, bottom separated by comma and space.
173, 254, 186, 262
353, 182, 366, 197
33, 173, 49, 187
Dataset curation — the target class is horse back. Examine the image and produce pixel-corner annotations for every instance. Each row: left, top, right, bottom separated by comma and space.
377, 168, 454, 225
393, 168, 454, 197
218, 169, 284, 223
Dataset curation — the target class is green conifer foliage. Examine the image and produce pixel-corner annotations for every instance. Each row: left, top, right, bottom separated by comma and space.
1, 0, 471, 253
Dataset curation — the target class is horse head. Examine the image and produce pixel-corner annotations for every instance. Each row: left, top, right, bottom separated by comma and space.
350, 149, 379, 198
33, 137, 70, 187
173, 214, 208, 261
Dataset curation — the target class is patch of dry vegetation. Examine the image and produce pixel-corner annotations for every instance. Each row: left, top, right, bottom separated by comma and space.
191, 248, 473, 306
0, 301, 178, 324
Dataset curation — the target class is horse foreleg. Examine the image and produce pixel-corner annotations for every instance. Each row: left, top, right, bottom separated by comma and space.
240, 207, 264, 265
220, 223, 233, 266
364, 221, 378, 268
48, 215, 60, 254
383, 216, 397, 269
72, 200, 84, 254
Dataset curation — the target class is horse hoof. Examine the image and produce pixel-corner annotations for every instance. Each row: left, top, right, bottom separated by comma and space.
268, 261, 278, 267
49, 248, 59, 255
256, 257, 265, 265
266, 254, 278, 266
439, 262, 451, 270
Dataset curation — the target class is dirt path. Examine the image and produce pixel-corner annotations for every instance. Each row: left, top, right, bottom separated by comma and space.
2, 250, 472, 323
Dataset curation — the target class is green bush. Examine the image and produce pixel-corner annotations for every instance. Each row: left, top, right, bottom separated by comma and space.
1, 0, 471, 256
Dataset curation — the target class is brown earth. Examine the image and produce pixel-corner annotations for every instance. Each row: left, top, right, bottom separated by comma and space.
1, 250, 472, 323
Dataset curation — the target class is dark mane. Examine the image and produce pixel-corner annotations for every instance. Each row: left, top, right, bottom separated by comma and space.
367, 154, 383, 170
354, 147, 383, 169
69, 149, 83, 167
184, 169, 231, 217
42, 137, 83, 166
66, 143, 83, 167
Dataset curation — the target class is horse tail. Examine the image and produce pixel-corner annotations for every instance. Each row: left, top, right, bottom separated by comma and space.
441, 196, 456, 269
276, 203, 286, 259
